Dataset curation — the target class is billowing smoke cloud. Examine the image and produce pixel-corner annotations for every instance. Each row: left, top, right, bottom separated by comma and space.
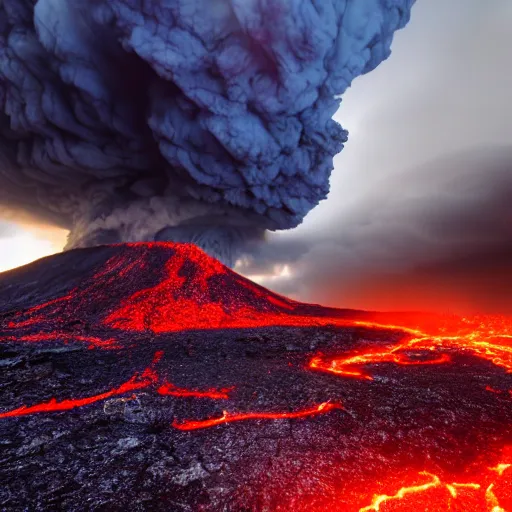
239, 148, 512, 315
0, 0, 413, 265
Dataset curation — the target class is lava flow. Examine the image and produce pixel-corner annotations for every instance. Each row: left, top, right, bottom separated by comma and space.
3, 242, 512, 351
0, 347, 340, 431
0, 333, 120, 350
157, 382, 234, 399
1, 242, 512, 512
171, 401, 343, 431
0, 350, 236, 421
357, 458, 512, 512
0, 351, 163, 419
308, 315, 512, 381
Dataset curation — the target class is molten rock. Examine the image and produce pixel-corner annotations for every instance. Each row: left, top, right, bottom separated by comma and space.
0, 243, 511, 511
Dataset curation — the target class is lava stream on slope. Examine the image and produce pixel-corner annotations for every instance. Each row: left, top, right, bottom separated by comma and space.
0, 242, 511, 511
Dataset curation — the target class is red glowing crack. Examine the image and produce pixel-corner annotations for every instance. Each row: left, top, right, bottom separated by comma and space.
171, 401, 343, 431
358, 459, 512, 512
308, 318, 512, 381
1, 333, 120, 350
0, 351, 162, 419
0, 348, 237, 421
157, 382, 234, 399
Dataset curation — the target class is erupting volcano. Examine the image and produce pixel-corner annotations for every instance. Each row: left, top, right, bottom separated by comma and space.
0, 242, 511, 511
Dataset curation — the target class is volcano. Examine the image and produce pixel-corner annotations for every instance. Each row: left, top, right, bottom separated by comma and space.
0, 242, 511, 511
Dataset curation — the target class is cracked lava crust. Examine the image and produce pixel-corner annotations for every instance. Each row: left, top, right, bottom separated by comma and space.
0, 242, 511, 511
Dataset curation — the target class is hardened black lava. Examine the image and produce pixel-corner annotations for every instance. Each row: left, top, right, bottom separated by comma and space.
0, 243, 511, 511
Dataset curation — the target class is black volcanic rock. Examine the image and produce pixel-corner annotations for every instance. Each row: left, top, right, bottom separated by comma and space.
0, 243, 511, 511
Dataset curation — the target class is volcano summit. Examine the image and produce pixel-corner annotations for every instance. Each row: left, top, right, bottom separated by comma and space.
0, 242, 511, 511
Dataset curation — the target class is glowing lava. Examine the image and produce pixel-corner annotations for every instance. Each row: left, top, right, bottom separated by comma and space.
0, 341, 340, 434
102, 243, 316, 332
0, 351, 234, 419
3, 243, 512, 357
1, 242, 512, 511
0, 351, 162, 418
0, 333, 120, 350
157, 382, 234, 399
358, 459, 512, 512
171, 401, 343, 431
309, 316, 512, 381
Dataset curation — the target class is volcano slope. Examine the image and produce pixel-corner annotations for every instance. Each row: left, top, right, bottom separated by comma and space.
0, 242, 511, 511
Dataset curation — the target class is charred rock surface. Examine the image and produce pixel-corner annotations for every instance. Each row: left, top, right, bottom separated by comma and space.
0, 243, 511, 511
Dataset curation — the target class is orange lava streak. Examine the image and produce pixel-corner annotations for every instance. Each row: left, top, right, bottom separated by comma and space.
359, 471, 505, 512
359, 472, 443, 511
309, 317, 512, 380
0, 351, 162, 419
358, 461, 511, 512
0, 333, 120, 350
171, 401, 343, 431
309, 356, 374, 380
157, 382, 234, 399
7, 293, 73, 328
486, 484, 505, 512
490, 464, 512, 477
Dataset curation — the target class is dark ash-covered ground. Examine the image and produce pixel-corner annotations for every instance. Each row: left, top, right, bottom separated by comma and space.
0, 244, 511, 511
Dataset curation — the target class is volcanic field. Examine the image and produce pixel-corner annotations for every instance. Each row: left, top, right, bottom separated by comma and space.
0, 242, 511, 511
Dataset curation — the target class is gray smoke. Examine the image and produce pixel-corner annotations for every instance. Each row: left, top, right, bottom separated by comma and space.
238, 147, 512, 314
0, 0, 413, 265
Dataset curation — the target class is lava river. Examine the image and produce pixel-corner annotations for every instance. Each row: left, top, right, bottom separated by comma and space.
0, 242, 511, 511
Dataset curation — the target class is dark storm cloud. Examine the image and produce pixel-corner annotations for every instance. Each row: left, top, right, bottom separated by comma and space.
0, 0, 414, 265
240, 148, 512, 314
236, 0, 512, 313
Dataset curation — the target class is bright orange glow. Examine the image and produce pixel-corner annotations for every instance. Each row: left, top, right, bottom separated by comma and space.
171, 401, 343, 431
358, 460, 512, 512
309, 315, 512, 380
490, 464, 512, 477
359, 472, 443, 511
486, 484, 505, 512
0, 351, 162, 418
1, 242, 512, 512
157, 382, 234, 399
0, 230, 65, 273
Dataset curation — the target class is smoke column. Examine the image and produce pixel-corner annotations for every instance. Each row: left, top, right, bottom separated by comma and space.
0, 0, 414, 265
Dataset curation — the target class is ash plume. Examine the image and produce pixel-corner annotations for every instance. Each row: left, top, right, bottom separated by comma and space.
242, 147, 512, 315
0, 0, 413, 265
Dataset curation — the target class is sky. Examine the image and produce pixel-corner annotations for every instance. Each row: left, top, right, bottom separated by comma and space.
240, 0, 512, 315
1, 0, 511, 314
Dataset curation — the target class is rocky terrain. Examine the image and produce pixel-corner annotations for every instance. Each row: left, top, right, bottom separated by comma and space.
0, 243, 511, 511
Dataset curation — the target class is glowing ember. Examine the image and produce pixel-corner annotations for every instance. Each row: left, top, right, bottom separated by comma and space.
171, 401, 343, 431
490, 464, 511, 477
0, 333, 120, 350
